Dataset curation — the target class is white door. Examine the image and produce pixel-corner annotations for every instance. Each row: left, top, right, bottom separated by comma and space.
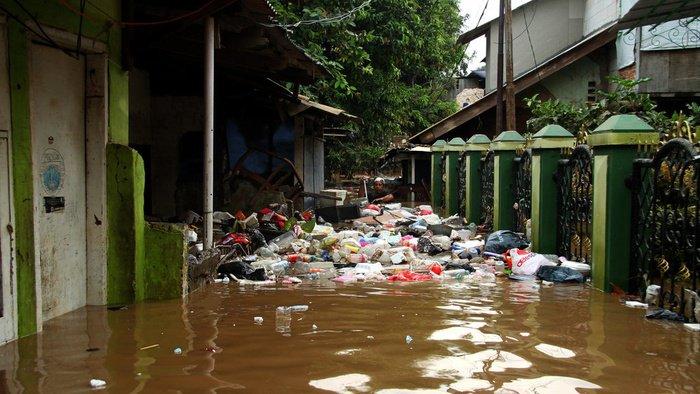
30, 44, 87, 321
0, 15, 17, 344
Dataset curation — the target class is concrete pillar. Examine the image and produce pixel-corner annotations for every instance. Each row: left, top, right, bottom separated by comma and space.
530, 125, 575, 253
444, 138, 467, 216
430, 140, 446, 210
589, 115, 657, 292
463, 134, 491, 223
491, 130, 525, 231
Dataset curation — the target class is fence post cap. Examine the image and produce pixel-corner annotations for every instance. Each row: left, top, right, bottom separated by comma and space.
493, 130, 526, 142
589, 115, 658, 147
465, 134, 491, 151
431, 139, 447, 152
491, 130, 525, 151
593, 114, 654, 133
531, 125, 575, 149
467, 134, 491, 144
533, 124, 574, 138
445, 137, 468, 151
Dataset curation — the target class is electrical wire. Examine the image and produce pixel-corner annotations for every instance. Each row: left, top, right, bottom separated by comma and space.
75, 0, 86, 56
56, 0, 230, 28
9, 0, 79, 58
523, 2, 540, 82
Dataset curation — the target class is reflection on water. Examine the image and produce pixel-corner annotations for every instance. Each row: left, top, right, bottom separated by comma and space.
0, 280, 698, 393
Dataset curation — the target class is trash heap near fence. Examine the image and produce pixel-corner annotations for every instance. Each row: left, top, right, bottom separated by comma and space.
186, 202, 590, 287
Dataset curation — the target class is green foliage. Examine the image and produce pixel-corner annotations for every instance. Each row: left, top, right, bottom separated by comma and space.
524, 76, 695, 135
270, 0, 464, 175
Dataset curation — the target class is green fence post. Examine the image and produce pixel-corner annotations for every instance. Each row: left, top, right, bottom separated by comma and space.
589, 115, 658, 292
530, 125, 575, 253
491, 131, 526, 231
430, 140, 446, 210
444, 138, 467, 216
464, 134, 491, 223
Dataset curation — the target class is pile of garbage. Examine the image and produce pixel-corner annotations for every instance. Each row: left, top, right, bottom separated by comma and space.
185, 202, 591, 287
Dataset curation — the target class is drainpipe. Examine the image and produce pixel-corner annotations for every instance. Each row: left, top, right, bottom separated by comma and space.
203, 17, 215, 249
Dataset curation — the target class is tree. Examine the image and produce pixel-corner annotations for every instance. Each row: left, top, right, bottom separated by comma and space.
270, 0, 464, 176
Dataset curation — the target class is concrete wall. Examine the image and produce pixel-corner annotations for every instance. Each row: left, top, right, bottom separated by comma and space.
141, 223, 188, 302
106, 144, 145, 306
638, 49, 700, 94
148, 96, 204, 219
540, 56, 602, 103
583, 0, 619, 36
486, 0, 584, 92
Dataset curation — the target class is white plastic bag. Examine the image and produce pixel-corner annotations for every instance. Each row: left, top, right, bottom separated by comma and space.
509, 249, 553, 276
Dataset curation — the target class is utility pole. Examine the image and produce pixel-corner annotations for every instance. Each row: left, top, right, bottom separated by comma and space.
495, 0, 505, 133
505, 0, 516, 131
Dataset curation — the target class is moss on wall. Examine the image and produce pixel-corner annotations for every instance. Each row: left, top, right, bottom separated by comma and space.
106, 143, 145, 305
7, 20, 37, 337
140, 223, 187, 302
108, 61, 129, 144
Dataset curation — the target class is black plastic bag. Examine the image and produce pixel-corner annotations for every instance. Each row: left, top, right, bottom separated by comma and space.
445, 259, 476, 272
484, 230, 529, 254
645, 308, 685, 322
218, 261, 266, 281
536, 266, 585, 283
417, 237, 442, 255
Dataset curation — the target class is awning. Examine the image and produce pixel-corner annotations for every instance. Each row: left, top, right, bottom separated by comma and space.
618, 0, 700, 29
130, 0, 328, 84
410, 25, 618, 144
288, 95, 360, 122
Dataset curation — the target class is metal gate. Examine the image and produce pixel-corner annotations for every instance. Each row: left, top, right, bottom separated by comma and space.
629, 138, 698, 321
556, 145, 593, 263
457, 152, 467, 217
479, 151, 494, 231
512, 150, 532, 235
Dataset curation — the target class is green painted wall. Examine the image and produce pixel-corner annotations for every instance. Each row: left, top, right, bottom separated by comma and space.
7, 20, 37, 337
531, 149, 561, 253
106, 143, 145, 305
444, 151, 459, 215
1, 0, 122, 62
141, 223, 187, 302
464, 153, 482, 224
592, 146, 637, 292
431, 153, 443, 209
108, 61, 129, 144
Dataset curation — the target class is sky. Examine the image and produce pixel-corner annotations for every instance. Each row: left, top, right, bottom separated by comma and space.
458, 0, 533, 71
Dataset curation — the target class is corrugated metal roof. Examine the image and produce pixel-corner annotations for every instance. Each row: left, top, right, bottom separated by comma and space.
618, 0, 700, 29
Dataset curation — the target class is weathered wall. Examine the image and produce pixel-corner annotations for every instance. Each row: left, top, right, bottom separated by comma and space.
7, 20, 37, 337
149, 96, 203, 219
106, 144, 145, 305
486, 0, 584, 92
4, 0, 128, 336
140, 223, 187, 302
583, 0, 619, 36
540, 56, 601, 103
639, 49, 700, 94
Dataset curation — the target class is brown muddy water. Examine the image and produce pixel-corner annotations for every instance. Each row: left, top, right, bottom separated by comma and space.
0, 280, 698, 393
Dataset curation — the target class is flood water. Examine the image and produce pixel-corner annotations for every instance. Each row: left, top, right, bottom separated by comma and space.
0, 279, 698, 393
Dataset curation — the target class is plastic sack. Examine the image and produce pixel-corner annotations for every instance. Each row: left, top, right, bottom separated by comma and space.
484, 230, 529, 254
509, 249, 553, 276
536, 265, 585, 283
387, 270, 433, 282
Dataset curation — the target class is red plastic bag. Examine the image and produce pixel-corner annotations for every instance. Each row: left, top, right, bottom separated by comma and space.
387, 270, 433, 282
429, 263, 443, 275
